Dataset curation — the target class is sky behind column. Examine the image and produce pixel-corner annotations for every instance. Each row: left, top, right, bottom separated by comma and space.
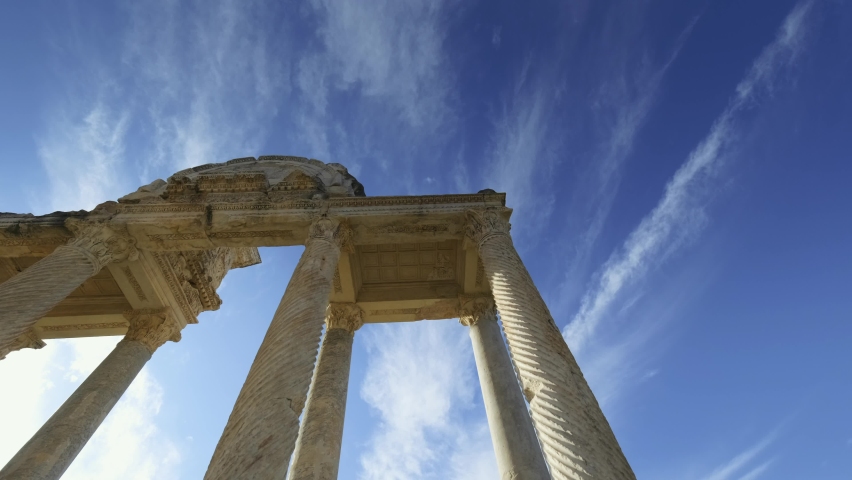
0, 1, 851, 479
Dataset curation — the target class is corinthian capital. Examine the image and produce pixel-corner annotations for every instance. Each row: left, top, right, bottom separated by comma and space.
308, 216, 353, 251
64, 219, 139, 272
326, 303, 364, 334
458, 295, 496, 327
0, 329, 46, 360
464, 208, 511, 247
123, 308, 182, 353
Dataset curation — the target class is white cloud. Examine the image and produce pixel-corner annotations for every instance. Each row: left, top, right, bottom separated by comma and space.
36, 102, 131, 212
0, 338, 180, 479
358, 320, 495, 479
699, 432, 777, 480
122, 0, 288, 174
736, 460, 775, 480
564, 0, 816, 355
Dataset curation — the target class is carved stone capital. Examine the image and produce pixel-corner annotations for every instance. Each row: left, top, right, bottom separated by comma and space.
64, 219, 139, 273
464, 208, 511, 248
308, 216, 353, 252
458, 295, 496, 327
326, 303, 364, 334
0, 329, 46, 360
122, 308, 182, 353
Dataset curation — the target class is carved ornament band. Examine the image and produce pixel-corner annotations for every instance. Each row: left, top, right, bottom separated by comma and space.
122, 307, 182, 353
326, 303, 364, 334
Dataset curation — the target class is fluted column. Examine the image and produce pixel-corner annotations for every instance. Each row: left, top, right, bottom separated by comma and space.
205, 217, 351, 480
0, 220, 138, 351
466, 208, 635, 480
460, 296, 550, 480
0, 308, 181, 480
0, 328, 45, 360
288, 303, 363, 480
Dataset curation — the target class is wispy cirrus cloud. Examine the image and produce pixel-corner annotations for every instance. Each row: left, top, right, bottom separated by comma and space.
121, 0, 288, 174
564, 0, 817, 356
293, 0, 457, 184
698, 431, 778, 480
36, 101, 131, 212
358, 320, 495, 480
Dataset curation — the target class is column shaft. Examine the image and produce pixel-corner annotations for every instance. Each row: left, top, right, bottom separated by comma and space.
467, 308, 550, 480
0, 246, 99, 351
0, 340, 150, 480
288, 320, 357, 480
205, 218, 347, 480
468, 209, 635, 480
0, 308, 179, 480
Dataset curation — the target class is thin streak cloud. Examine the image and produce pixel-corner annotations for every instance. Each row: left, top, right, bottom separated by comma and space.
564, 0, 816, 354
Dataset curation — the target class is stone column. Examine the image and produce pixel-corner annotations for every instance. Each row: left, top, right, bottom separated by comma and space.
460, 296, 550, 480
288, 303, 363, 480
0, 220, 138, 352
0, 308, 181, 480
205, 217, 351, 480
465, 208, 635, 480
0, 328, 45, 360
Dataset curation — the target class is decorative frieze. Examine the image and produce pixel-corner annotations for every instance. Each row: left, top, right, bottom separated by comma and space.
121, 266, 148, 301
40, 322, 128, 332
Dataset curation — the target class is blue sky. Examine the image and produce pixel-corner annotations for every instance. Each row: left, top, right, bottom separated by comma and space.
0, 0, 850, 478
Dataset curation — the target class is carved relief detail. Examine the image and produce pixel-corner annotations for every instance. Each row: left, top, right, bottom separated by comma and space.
0, 236, 72, 247
122, 266, 148, 301
152, 247, 261, 323
376, 224, 449, 234
475, 256, 485, 287
123, 308, 182, 353
464, 208, 511, 248
208, 231, 293, 239
148, 233, 206, 242
40, 322, 128, 332
326, 303, 364, 334
0, 329, 46, 360
427, 252, 455, 281
458, 295, 496, 327
332, 268, 343, 293
64, 219, 139, 272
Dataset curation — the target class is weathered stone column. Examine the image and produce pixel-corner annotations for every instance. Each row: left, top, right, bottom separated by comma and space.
0, 308, 181, 480
205, 217, 351, 480
288, 303, 363, 480
460, 296, 550, 480
0, 220, 138, 352
466, 208, 635, 480
0, 328, 45, 360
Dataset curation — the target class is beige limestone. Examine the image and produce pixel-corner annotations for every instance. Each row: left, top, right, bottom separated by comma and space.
204, 217, 350, 480
0, 308, 180, 480
466, 208, 636, 480
461, 296, 550, 480
288, 303, 363, 480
